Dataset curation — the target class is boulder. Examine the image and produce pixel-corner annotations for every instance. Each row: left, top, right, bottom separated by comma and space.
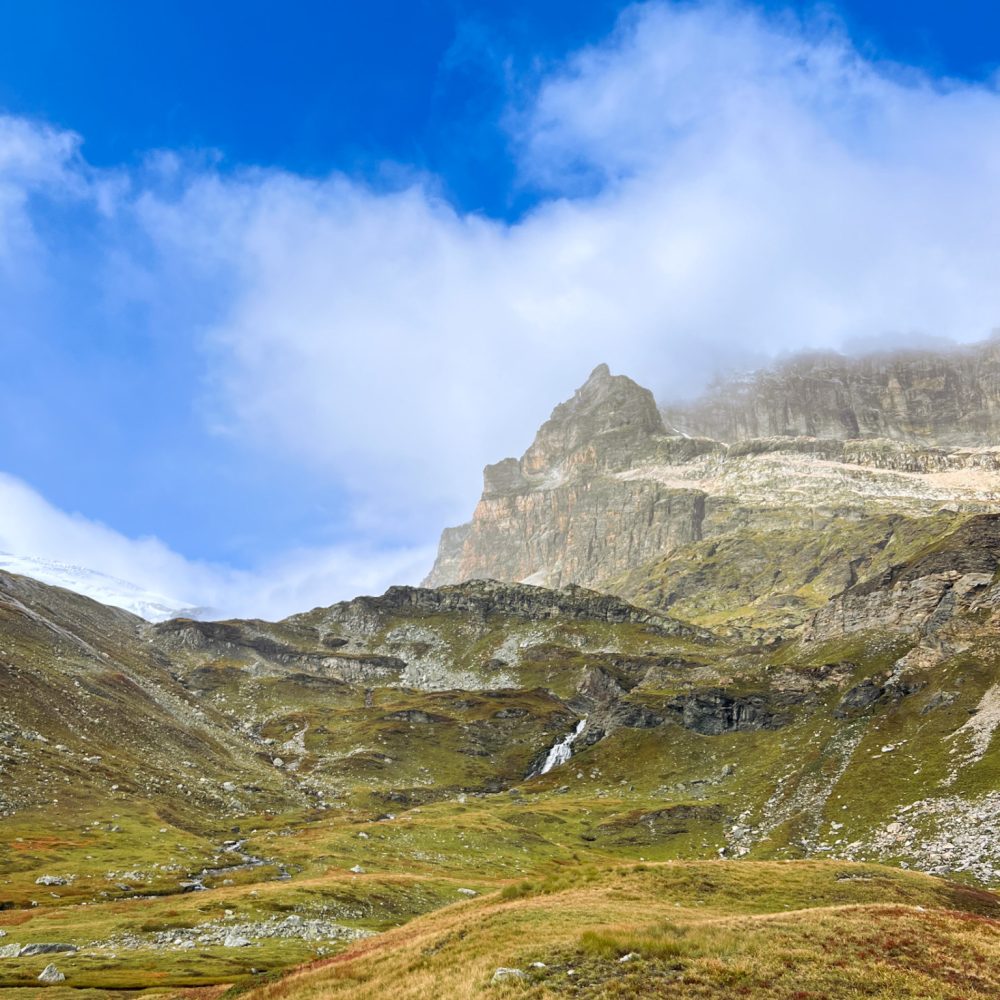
20, 943, 77, 956
38, 964, 66, 984
491, 967, 526, 983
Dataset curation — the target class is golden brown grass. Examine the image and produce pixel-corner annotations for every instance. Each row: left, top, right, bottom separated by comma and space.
231, 861, 1000, 1000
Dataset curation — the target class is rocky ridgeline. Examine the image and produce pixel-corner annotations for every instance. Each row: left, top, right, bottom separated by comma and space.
662, 336, 1000, 445
304, 580, 695, 633
424, 344, 1000, 595
145, 580, 706, 695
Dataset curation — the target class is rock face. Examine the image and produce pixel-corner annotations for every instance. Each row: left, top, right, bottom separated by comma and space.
519, 363, 665, 475
424, 364, 709, 588
664, 690, 803, 735
425, 342, 1000, 597
662, 337, 1000, 446
807, 515, 1000, 641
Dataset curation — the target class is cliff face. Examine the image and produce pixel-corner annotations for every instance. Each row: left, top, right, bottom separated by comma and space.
424, 340, 1000, 607
424, 365, 712, 588
662, 337, 1000, 446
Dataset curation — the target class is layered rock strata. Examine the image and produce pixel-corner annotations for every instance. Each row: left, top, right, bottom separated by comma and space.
662, 336, 1000, 445
426, 348, 1000, 594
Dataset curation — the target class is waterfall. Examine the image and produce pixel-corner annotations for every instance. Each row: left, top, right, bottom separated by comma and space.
535, 719, 586, 776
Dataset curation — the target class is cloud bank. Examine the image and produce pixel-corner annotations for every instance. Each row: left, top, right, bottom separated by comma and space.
0, 473, 432, 619
149, 1, 1000, 514
4, 1, 1000, 616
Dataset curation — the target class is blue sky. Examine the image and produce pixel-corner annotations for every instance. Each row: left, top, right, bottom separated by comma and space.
1, 1, 1000, 616
2, 1, 998, 213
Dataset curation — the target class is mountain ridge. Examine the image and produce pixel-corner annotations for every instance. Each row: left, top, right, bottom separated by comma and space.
662, 335, 1000, 445
425, 338, 1000, 608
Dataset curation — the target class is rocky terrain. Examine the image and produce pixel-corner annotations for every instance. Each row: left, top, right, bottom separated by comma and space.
425, 347, 1000, 632
1, 339, 1000, 996
662, 335, 1000, 445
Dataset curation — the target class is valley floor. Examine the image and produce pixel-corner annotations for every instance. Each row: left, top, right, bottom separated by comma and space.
2, 859, 998, 999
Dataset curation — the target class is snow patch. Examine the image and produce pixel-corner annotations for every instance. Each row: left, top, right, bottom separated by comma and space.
0, 552, 205, 622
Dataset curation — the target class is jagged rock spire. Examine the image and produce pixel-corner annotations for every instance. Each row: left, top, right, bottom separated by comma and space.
520, 364, 666, 476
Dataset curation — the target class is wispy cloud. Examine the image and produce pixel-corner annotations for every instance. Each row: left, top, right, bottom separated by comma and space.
0, 472, 432, 619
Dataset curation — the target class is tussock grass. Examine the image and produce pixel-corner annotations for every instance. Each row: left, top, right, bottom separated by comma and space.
235, 861, 1000, 1000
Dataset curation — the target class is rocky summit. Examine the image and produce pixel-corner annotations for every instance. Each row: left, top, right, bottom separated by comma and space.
425, 341, 1000, 629
2, 338, 1000, 997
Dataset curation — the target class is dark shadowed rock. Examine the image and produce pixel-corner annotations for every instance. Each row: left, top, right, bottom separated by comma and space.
835, 679, 885, 717
666, 690, 803, 735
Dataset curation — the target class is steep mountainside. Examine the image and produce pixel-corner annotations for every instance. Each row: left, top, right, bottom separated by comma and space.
663, 335, 1000, 445
425, 346, 1000, 608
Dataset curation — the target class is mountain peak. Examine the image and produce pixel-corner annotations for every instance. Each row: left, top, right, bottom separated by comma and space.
520, 365, 665, 477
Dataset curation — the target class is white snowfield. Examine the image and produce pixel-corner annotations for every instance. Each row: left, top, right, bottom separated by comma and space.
0, 552, 203, 622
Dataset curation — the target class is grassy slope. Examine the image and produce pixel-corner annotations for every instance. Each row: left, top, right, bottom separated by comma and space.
3, 510, 1000, 995
4, 637, 996, 996
238, 861, 1000, 1000
607, 510, 967, 631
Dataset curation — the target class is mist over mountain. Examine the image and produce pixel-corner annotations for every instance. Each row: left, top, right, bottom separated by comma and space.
426, 336, 1000, 598
0, 553, 206, 622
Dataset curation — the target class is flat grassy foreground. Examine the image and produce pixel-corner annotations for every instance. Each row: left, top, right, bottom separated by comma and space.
239, 861, 1000, 1000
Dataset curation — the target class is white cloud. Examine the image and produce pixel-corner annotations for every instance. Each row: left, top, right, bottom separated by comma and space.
135, 1, 1000, 531
0, 117, 81, 269
0, 472, 432, 620
4, 2, 1000, 616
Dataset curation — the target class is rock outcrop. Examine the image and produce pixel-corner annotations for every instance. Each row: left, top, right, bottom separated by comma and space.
664, 690, 805, 735
425, 343, 1000, 603
662, 336, 1000, 446
807, 514, 1000, 641
425, 364, 710, 588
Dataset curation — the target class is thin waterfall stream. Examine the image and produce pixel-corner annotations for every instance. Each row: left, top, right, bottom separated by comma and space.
532, 719, 587, 776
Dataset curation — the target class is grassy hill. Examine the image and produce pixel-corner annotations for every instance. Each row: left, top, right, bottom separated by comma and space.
238, 861, 1000, 1000
2, 512, 1000, 994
